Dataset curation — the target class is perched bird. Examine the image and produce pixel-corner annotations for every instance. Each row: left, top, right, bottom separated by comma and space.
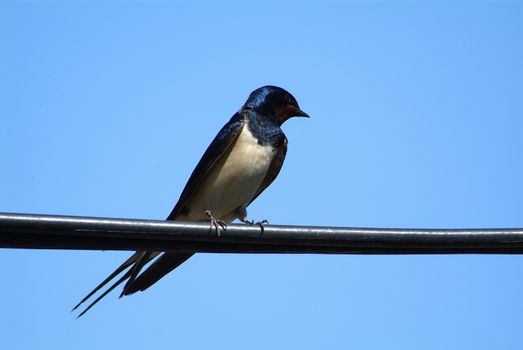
72, 85, 309, 317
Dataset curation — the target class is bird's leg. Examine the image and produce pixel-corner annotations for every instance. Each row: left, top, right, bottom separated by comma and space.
240, 218, 254, 225
256, 219, 269, 236
205, 210, 227, 236
240, 217, 269, 236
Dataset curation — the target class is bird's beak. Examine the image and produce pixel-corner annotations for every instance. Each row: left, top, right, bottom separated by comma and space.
293, 107, 310, 118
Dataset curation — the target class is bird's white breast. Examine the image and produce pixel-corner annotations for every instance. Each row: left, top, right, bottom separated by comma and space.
185, 124, 277, 221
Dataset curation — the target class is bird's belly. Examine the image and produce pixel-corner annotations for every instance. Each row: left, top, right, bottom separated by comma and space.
185, 127, 276, 221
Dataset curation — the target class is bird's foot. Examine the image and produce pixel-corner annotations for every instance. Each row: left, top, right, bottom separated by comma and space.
240, 218, 269, 236
205, 210, 227, 236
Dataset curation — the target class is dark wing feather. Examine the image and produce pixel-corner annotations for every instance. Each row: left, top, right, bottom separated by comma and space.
119, 113, 247, 294
120, 114, 247, 295
74, 112, 246, 316
120, 252, 194, 295
120, 251, 154, 297
167, 112, 246, 219
249, 137, 288, 206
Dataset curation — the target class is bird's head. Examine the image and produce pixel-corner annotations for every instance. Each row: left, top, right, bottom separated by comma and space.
243, 85, 309, 125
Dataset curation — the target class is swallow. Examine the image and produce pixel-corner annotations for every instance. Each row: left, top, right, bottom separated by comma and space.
72, 85, 309, 317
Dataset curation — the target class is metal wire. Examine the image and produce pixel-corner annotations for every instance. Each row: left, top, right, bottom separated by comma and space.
1, 212, 523, 254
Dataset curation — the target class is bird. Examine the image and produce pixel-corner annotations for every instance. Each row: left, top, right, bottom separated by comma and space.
72, 85, 309, 317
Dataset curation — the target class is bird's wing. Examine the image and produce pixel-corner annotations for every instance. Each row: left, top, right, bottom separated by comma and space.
120, 113, 248, 295
248, 137, 288, 206
167, 112, 247, 219
73, 113, 247, 317
120, 252, 194, 296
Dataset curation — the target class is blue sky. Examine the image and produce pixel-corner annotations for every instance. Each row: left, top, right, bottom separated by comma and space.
1, 1, 523, 349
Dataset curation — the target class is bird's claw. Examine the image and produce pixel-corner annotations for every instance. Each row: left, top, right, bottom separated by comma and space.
241, 218, 269, 236
205, 210, 227, 236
